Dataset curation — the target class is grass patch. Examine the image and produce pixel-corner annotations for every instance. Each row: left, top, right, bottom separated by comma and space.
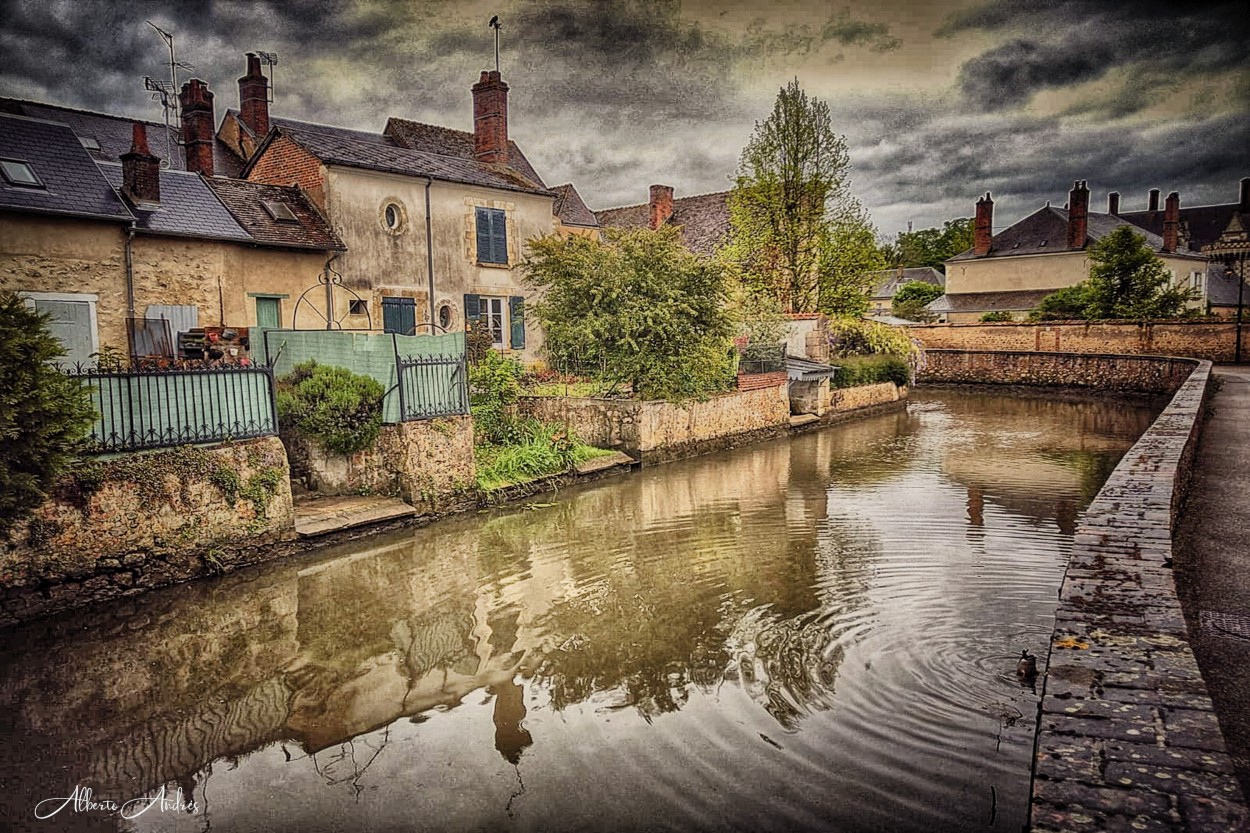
475, 419, 613, 491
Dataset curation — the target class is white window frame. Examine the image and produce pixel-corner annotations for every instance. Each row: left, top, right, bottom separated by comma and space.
20, 291, 100, 363
481, 296, 507, 349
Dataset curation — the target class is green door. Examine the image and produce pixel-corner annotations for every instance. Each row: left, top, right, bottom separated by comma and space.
255, 297, 281, 329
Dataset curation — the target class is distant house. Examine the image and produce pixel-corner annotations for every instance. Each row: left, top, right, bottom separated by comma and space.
594, 185, 731, 256
932, 181, 1207, 323
242, 68, 558, 361
0, 111, 342, 363
551, 183, 601, 239
867, 267, 945, 317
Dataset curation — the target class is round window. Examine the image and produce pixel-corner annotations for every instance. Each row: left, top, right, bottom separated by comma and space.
437, 302, 455, 331
384, 203, 400, 230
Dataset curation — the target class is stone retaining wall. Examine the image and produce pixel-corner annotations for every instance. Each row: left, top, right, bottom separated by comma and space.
0, 437, 296, 626
909, 321, 1239, 363
1028, 360, 1248, 831
920, 349, 1197, 394
284, 415, 476, 512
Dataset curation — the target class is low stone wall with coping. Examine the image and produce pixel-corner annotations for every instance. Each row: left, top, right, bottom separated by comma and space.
909, 320, 1239, 363
919, 349, 1197, 394
0, 437, 296, 626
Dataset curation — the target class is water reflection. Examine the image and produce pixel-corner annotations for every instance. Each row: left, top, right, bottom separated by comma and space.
0, 390, 1159, 833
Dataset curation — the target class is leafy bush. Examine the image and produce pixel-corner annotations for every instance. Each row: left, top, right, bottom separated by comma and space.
469, 350, 524, 443
980, 311, 1013, 322
826, 317, 919, 359
892, 280, 943, 307
0, 293, 97, 535
475, 418, 612, 491
1030, 283, 1091, 321
831, 354, 911, 389
276, 361, 384, 455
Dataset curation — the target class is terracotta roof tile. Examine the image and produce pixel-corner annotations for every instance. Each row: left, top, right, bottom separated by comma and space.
204, 177, 345, 251
551, 183, 598, 227
595, 191, 731, 255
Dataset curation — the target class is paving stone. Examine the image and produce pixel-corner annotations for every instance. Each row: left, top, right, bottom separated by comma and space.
1034, 779, 1173, 817
1042, 695, 1156, 724
1162, 708, 1232, 752
1104, 763, 1244, 802
1177, 793, 1249, 832
1043, 714, 1158, 743
1104, 740, 1236, 775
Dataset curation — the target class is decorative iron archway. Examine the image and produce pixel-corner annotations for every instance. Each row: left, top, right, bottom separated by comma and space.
291, 255, 373, 331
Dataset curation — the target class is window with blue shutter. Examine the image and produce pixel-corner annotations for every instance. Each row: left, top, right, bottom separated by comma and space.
508, 296, 525, 349
475, 207, 508, 265
382, 296, 416, 335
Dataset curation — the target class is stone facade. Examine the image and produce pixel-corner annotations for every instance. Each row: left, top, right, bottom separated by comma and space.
910, 321, 1239, 363
919, 349, 1198, 394
284, 416, 476, 512
0, 437, 295, 626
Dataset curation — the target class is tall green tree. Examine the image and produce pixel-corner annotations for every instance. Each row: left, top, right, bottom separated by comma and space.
1, 293, 96, 535
1083, 226, 1194, 319
891, 280, 943, 322
724, 79, 880, 315
885, 218, 974, 272
525, 228, 735, 402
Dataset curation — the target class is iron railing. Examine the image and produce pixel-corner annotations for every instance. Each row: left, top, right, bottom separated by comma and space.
395, 353, 470, 421
737, 344, 787, 375
63, 363, 278, 453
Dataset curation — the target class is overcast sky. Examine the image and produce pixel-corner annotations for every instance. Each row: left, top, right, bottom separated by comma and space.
1, 0, 1246, 236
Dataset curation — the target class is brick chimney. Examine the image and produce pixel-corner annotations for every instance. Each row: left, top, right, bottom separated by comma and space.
238, 52, 269, 138
179, 79, 215, 176
973, 192, 993, 256
120, 122, 160, 205
471, 70, 509, 164
1148, 188, 1160, 212
1240, 177, 1249, 212
1162, 191, 1180, 253
1107, 191, 1120, 215
1066, 180, 1089, 250
649, 184, 674, 230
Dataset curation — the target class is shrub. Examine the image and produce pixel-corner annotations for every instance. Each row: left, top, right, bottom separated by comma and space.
475, 418, 612, 491
831, 354, 911, 389
469, 350, 524, 443
826, 317, 919, 359
0, 293, 97, 536
980, 311, 1013, 322
276, 361, 384, 455
1031, 284, 1091, 321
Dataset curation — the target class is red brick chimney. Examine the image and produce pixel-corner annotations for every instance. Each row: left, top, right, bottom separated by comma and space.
649, 184, 674, 230
1162, 191, 1180, 253
179, 79, 215, 176
120, 122, 160, 205
1066, 180, 1089, 250
973, 192, 993, 256
1240, 177, 1249, 212
238, 52, 270, 138
1148, 188, 1160, 212
471, 70, 509, 164
1107, 191, 1120, 215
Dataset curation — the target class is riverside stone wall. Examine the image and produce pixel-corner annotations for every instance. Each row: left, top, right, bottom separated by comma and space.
920, 349, 1197, 394
283, 415, 475, 511
0, 437, 296, 626
909, 321, 1239, 363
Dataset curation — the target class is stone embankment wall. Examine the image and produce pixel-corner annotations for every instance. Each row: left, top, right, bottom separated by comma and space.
0, 437, 295, 626
909, 321, 1239, 363
519, 382, 792, 465
283, 415, 476, 512
920, 349, 1197, 394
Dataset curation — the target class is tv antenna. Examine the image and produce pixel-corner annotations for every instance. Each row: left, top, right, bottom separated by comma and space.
146, 21, 194, 169
488, 15, 501, 72
256, 51, 279, 103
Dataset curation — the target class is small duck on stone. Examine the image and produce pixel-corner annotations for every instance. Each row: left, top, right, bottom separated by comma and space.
1016, 649, 1037, 679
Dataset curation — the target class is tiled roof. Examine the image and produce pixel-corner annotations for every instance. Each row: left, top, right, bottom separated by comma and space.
927, 290, 1055, 313
0, 113, 132, 222
1120, 203, 1249, 253
269, 123, 553, 196
97, 162, 251, 242
0, 97, 244, 178
1206, 263, 1244, 307
383, 117, 547, 188
949, 206, 1205, 262
204, 177, 345, 251
271, 116, 389, 146
595, 191, 731, 256
868, 266, 946, 300
551, 183, 598, 227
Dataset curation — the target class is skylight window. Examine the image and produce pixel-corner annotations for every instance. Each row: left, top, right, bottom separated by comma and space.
78, 136, 102, 151
261, 200, 300, 223
0, 158, 43, 188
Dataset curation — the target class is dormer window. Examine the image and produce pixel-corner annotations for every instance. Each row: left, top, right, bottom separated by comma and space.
262, 200, 299, 223
78, 136, 102, 152
0, 158, 43, 188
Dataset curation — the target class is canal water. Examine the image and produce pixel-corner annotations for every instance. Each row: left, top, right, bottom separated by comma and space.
0, 390, 1161, 833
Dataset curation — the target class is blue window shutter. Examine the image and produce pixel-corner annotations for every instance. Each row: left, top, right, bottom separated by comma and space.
509, 296, 525, 349
475, 209, 491, 262
491, 209, 508, 265
382, 296, 416, 335
464, 293, 482, 326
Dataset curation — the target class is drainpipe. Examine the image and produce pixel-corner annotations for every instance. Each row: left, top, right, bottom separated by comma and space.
124, 225, 136, 349
425, 178, 436, 331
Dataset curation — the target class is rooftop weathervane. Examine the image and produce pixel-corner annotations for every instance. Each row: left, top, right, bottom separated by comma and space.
489, 15, 501, 72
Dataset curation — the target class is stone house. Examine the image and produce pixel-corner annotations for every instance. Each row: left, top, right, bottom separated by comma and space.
866, 266, 945, 317
931, 181, 1208, 323
551, 183, 601, 240
594, 185, 732, 256
0, 109, 343, 363
239, 66, 560, 363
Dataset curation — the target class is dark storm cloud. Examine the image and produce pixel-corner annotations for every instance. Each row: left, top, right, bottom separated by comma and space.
944, 0, 1250, 113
